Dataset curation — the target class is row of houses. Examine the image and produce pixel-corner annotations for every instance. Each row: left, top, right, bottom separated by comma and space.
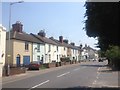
0, 21, 98, 77
5, 21, 82, 67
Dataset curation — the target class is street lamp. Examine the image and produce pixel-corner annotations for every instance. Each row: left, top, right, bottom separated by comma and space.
7, 1, 24, 76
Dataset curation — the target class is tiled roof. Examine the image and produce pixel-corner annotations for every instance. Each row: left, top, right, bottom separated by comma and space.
83, 46, 97, 52
49, 38, 80, 50
6, 31, 44, 44
31, 33, 58, 45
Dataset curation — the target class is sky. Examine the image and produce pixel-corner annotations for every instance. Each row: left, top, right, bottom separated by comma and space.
2, 1, 99, 50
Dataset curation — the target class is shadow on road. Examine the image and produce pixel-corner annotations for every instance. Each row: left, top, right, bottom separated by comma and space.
2, 86, 119, 90
57, 86, 119, 90
99, 68, 119, 73
80, 64, 107, 68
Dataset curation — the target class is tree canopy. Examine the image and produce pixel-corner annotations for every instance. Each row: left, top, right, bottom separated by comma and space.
85, 2, 119, 51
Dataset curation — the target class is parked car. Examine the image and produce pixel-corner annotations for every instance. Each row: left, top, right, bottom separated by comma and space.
98, 58, 103, 62
28, 61, 41, 70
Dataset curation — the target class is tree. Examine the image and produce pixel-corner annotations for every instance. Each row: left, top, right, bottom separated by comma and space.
84, 2, 119, 69
85, 2, 119, 51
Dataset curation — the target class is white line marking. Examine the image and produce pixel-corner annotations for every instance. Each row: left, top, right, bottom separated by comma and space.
92, 80, 97, 85
98, 67, 101, 71
57, 72, 70, 77
30, 80, 50, 89
96, 76, 99, 79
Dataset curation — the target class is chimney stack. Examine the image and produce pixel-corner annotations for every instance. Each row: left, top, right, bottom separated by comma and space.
38, 30, 46, 37
49, 37, 54, 39
63, 39, 68, 44
12, 21, 23, 33
59, 36, 63, 43
70, 42, 75, 46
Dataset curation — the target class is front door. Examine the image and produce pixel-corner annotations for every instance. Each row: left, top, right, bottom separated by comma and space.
23, 56, 30, 67
16, 56, 20, 67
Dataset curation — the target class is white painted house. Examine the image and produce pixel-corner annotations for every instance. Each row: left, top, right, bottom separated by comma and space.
81, 44, 98, 61
0, 25, 6, 77
49, 37, 66, 62
32, 43, 45, 63
70, 43, 79, 61
31, 31, 58, 63
30, 34, 45, 63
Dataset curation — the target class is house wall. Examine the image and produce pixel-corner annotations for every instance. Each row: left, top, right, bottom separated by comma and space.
33, 43, 45, 63
88, 49, 95, 59
0, 25, 6, 77
71, 49, 75, 60
56, 46, 61, 62
61, 46, 67, 57
12, 40, 32, 66
81, 49, 88, 60
67, 48, 72, 60
75, 49, 79, 61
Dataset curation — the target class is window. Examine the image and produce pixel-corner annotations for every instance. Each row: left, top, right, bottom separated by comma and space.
49, 44, 51, 51
73, 49, 75, 54
57, 46, 58, 51
25, 42, 29, 51
37, 44, 40, 52
64, 47, 66, 51
57, 55, 58, 60
37, 56, 40, 61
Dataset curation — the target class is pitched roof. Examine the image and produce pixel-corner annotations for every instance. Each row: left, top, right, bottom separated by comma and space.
49, 38, 80, 50
31, 33, 58, 45
83, 45, 97, 52
6, 31, 44, 44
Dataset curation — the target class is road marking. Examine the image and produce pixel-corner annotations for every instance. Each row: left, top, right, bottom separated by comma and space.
57, 72, 70, 77
98, 67, 101, 71
29, 80, 50, 89
92, 80, 97, 85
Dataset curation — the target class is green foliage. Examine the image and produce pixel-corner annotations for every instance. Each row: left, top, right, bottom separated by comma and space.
98, 50, 105, 57
84, 2, 119, 51
106, 46, 120, 60
60, 57, 71, 62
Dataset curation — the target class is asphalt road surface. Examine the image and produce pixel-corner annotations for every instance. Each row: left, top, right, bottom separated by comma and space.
2, 61, 119, 90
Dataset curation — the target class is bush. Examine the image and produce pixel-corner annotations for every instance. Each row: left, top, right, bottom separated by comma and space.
60, 57, 71, 62
106, 46, 120, 60
105, 45, 120, 69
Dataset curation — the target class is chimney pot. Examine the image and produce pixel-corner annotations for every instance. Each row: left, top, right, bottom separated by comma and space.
38, 30, 46, 37
12, 21, 23, 33
59, 36, 63, 43
63, 39, 68, 44
71, 42, 75, 46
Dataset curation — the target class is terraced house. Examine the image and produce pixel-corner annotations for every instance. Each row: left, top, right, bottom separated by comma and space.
50, 36, 80, 62
6, 21, 44, 67
0, 25, 6, 77
5, 21, 82, 67
31, 31, 59, 63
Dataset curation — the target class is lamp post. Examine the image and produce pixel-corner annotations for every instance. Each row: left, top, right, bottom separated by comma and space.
7, 1, 24, 76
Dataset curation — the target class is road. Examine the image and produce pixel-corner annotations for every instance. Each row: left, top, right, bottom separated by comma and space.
2, 61, 119, 90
